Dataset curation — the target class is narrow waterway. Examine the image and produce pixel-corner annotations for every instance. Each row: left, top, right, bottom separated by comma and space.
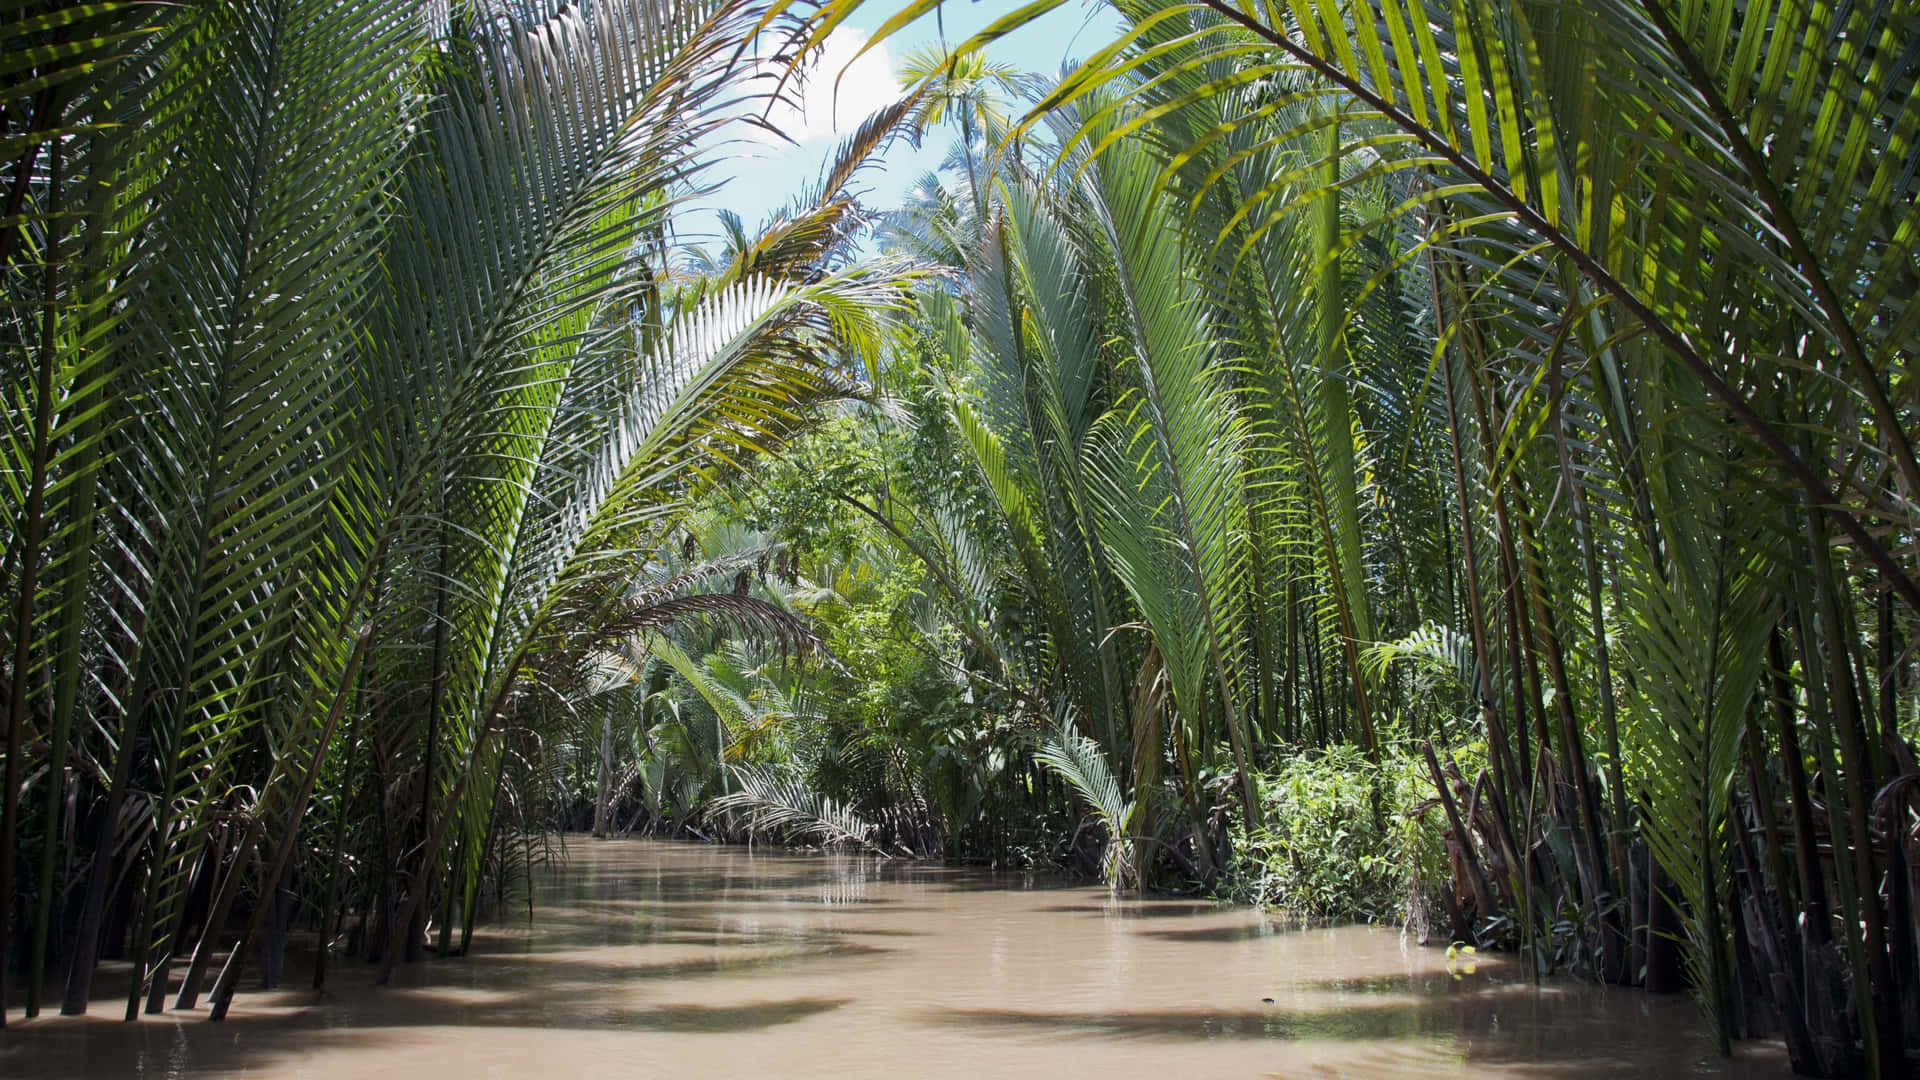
5, 839, 1789, 1078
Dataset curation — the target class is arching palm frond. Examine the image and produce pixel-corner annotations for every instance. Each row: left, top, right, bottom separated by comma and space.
1069, 113, 1257, 827
1036, 710, 1136, 887
710, 763, 882, 849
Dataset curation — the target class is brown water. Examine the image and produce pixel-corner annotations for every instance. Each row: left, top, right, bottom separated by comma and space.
4, 838, 1790, 1078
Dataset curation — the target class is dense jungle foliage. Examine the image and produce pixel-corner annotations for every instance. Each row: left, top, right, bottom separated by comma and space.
5, 0, 1919, 1076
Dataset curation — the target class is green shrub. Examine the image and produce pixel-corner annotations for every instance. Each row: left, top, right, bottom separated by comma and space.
1225, 745, 1448, 926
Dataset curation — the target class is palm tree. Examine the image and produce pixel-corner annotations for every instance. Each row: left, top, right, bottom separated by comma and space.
1, 0, 915, 1022
765, 0, 1920, 1072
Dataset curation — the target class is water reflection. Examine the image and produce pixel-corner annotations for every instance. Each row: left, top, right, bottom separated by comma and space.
1, 839, 1790, 1078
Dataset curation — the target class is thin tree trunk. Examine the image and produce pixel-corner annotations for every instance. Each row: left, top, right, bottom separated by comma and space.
312, 775, 354, 991
1807, 538, 1905, 1077
173, 820, 262, 1010
1, 126, 65, 1026
1426, 218, 1519, 815
61, 655, 155, 1015
1424, 741, 1498, 920
593, 705, 615, 838
1768, 624, 1828, 931
208, 627, 369, 1020
27, 377, 103, 1018
1513, 493, 1611, 914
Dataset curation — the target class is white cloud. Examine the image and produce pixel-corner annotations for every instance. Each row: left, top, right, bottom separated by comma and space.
749, 29, 898, 146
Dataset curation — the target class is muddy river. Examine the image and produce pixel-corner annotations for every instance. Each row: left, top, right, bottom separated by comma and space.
1, 838, 1791, 1078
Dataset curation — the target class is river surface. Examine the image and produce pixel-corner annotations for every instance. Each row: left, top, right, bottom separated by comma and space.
4, 838, 1790, 1078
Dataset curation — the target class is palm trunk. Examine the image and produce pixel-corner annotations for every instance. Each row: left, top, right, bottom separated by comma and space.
1767, 625, 1827, 931
1425, 216, 1520, 821
207, 627, 369, 1020
27, 385, 103, 1018
1, 128, 64, 1026
125, 531, 217, 1021
1806, 534, 1905, 1077
61, 622, 157, 1016
593, 704, 615, 838
1309, 111, 1375, 758
312, 767, 356, 990
173, 820, 262, 1010
1513, 491, 1610, 910
1548, 350, 1630, 974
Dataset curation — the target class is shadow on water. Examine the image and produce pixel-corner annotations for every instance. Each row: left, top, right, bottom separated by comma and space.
0, 945, 862, 1078
1, 850, 894, 1077
925, 873, 1074, 894
925, 999, 1486, 1041
1034, 902, 1225, 918
323, 992, 855, 1034
631, 899, 934, 912
1133, 922, 1286, 944
418, 940, 898, 987
920, 991, 1779, 1078
0, 995, 853, 1080
1298, 971, 1516, 996
605, 997, 851, 1032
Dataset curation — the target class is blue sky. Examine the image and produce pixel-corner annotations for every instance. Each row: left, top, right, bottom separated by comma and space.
683, 0, 1122, 244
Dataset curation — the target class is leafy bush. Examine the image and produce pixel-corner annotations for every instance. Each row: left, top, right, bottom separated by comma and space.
1225, 746, 1448, 926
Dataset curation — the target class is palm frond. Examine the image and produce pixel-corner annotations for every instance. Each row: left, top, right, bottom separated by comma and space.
709, 763, 882, 849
